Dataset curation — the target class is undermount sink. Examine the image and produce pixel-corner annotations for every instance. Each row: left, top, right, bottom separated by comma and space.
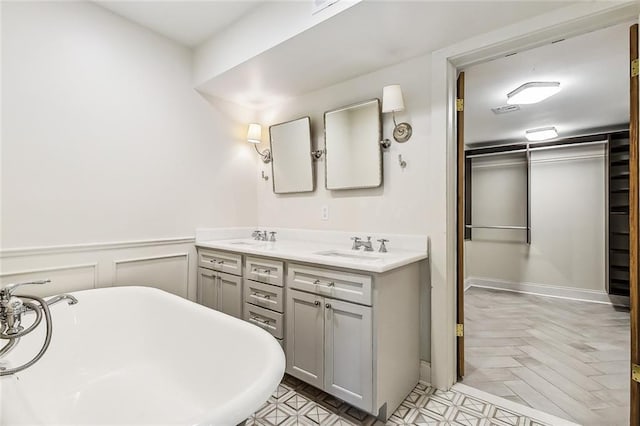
314, 250, 383, 262
229, 241, 265, 246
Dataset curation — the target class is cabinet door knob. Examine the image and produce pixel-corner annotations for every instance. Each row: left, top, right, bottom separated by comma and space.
325, 303, 332, 309
313, 279, 321, 285
314, 301, 320, 306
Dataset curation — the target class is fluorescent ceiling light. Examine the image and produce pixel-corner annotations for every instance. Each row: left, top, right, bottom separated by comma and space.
507, 82, 561, 105
525, 126, 558, 141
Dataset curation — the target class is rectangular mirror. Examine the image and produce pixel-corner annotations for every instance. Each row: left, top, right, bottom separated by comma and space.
269, 116, 314, 194
324, 99, 382, 190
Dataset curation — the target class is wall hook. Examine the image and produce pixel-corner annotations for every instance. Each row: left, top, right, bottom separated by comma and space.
261, 170, 269, 181
311, 149, 324, 160
398, 154, 407, 169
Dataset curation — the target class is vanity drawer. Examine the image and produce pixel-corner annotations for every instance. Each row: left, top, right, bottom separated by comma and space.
198, 249, 242, 276
245, 256, 284, 287
244, 280, 284, 313
287, 264, 372, 306
244, 303, 284, 339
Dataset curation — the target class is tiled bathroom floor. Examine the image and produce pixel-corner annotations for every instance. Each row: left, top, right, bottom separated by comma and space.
246, 374, 566, 425
461, 287, 630, 426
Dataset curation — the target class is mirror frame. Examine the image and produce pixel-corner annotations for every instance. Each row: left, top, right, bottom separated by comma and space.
323, 98, 383, 190
269, 116, 315, 194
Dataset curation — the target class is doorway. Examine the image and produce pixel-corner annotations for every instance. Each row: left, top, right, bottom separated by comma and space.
455, 20, 637, 426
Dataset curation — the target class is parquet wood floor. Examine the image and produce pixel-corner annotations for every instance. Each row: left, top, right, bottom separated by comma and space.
461, 287, 630, 426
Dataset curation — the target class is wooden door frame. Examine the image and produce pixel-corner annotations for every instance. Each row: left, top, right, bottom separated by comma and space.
456, 72, 465, 379
630, 22, 639, 425
429, 2, 638, 391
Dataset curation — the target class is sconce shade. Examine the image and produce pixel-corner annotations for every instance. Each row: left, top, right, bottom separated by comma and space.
247, 123, 262, 144
382, 84, 405, 113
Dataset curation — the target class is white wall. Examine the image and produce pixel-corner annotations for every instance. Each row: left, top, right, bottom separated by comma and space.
0, 2, 258, 297
257, 54, 433, 360
257, 54, 431, 234
1, 1, 258, 248
465, 144, 607, 292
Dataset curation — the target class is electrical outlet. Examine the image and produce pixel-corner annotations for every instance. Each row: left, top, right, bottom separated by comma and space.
321, 205, 329, 221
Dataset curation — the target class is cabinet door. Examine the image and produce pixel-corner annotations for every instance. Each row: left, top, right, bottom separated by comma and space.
324, 299, 373, 411
218, 271, 242, 318
197, 267, 218, 310
286, 289, 324, 388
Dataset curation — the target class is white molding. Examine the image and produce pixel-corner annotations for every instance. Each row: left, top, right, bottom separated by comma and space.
419, 360, 431, 384
0, 263, 98, 289
112, 252, 190, 296
466, 277, 630, 307
0, 236, 195, 258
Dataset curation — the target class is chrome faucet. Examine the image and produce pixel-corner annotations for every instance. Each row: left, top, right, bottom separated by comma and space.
252, 230, 268, 241
45, 294, 78, 307
0, 280, 78, 376
351, 236, 374, 252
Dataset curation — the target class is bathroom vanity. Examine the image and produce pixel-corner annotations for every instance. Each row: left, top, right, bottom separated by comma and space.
196, 232, 427, 420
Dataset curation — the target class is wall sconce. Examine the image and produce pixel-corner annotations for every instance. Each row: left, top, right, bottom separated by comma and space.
382, 84, 412, 143
247, 123, 272, 163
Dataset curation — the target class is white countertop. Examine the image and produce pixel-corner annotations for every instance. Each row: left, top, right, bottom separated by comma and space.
196, 238, 428, 273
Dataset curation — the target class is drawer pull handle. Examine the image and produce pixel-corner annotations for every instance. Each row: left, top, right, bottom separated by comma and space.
249, 293, 274, 304
314, 301, 320, 306
313, 279, 335, 288
249, 316, 272, 327
208, 259, 217, 263
218, 260, 225, 265
252, 268, 271, 276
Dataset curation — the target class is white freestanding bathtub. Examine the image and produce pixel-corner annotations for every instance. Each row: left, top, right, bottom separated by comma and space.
0, 286, 285, 425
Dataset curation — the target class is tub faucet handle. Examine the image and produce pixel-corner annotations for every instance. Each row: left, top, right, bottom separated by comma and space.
1, 280, 50, 299
269, 232, 277, 242
377, 239, 389, 253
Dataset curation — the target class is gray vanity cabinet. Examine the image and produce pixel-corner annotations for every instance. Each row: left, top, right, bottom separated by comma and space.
217, 272, 242, 318
287, 289, 325, 388
324, 298, 373, 409
286, 287, 374, 411
197, 267, 242, 318
286, 262, 419, 420
198, 268, 218, 310
197, 248, 243, 319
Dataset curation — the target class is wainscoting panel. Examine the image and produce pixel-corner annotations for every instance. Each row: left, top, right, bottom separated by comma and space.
113, 253, 189, 298
0, 237, 197, 300
0, 263, 97, 297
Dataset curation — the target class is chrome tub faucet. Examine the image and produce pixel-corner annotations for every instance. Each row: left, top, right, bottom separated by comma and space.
0, 280, 78, 376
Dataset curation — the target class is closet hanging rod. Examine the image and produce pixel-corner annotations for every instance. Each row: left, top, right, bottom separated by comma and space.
527, 139, 608, 152
465, 225, 529, 230
465, 149, 527, 159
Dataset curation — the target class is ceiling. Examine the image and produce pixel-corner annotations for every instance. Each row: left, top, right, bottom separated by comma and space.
95, 1, 264, 46
465, 21, 631, 145
195, 0, 580, 109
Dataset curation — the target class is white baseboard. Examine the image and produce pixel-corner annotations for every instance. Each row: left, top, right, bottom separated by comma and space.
465, 277, 629, 307
419, 360, 431, 384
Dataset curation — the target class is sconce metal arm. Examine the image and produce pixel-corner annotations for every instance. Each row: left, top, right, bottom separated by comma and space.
254, 144, 272, 163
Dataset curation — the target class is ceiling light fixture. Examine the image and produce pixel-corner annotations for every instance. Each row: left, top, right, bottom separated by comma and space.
507, 81, 561, 105
247, 123, 272, 163
525, 126, 558, 141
